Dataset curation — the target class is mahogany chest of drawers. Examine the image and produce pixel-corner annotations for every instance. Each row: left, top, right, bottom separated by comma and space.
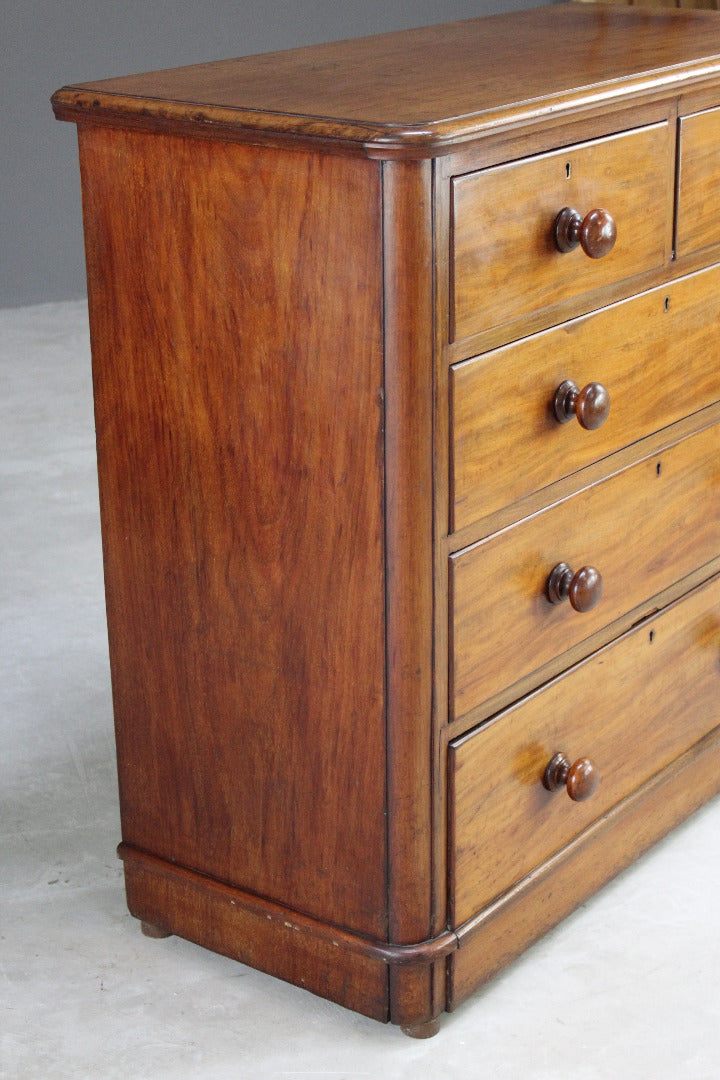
53, 3, 720, 1036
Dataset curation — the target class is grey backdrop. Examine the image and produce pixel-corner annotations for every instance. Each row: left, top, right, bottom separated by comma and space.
1, 0, 539, 309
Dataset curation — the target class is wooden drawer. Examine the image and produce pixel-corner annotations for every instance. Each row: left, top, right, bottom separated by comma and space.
451, 123, 670, 342
451, 265, 720, 532
449, 573, 720, 926
451, 421, 720, 721
677, 107, 720, 259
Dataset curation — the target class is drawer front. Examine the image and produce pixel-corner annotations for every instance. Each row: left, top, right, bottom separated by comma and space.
451, 421, 720, 720
449, 573, 720, 926
451, 265, 720, 532
677, 107, 720, 259
451, 123, 670, 342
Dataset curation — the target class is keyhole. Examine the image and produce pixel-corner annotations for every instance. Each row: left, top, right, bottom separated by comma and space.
664, 296, 670, 312
565, 161, 572, 179
656, 461, 662, 477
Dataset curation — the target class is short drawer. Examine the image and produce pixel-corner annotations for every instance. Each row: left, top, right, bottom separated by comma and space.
677, 107, 720, 258
451, 123, 670, 342
451, 265, 720, 532
449, 572, 720, 926
451, 421, 720, 720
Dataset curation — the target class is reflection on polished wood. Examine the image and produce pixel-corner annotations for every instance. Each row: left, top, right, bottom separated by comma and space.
53, 3, 720, 1035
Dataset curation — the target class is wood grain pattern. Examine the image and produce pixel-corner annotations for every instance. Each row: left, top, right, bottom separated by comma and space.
450, 573, 720, 925
52, 7, 720, 155
451, 123, 670, 341
53, 6, 720, 1032
451, 420, 720, 720
677, 107, 720, 256
451, 264, 720, 532
435, 96, 678, 359
79, 124, 388, 938
449, 718, 720, 1009
383, 159, 435, 948
121, 845, 390, 1021
382, 159, 439, 1026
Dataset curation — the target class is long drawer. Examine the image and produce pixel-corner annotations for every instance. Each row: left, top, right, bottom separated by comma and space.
451, 122, 670, 342
451, 266, 720, 532
451, 420, 720, 721
449, 573, 720, 927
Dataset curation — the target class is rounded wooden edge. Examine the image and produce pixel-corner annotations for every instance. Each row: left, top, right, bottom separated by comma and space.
118, 843, 459, 967
53, 55, 720, 161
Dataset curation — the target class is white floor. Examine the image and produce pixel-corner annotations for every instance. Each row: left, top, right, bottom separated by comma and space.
2, 299, 720, 1079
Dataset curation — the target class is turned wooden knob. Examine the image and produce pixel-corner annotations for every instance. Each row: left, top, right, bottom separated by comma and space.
554, 207, 617, 258
543, 752, 599, 801
553, 380, 610, 430
547, 562, 603, 612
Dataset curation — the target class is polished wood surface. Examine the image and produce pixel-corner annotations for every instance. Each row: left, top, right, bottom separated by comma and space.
553, 380, 610, 430
382, 159, 442, 1029
451, 265, 720, 532
121, 845, 391, 1021
54, 5, 720, 1034
542, 753, 599, 801
79, 124, 389, 938
553, 206, 617, 258
449, 573, 720, 925
452, 123, 670, 340
51, 6, 720, 154
452, 420, 720, 720
546, 563, 603, 612
449, 719, 720, 1009
677, 106, 720, 256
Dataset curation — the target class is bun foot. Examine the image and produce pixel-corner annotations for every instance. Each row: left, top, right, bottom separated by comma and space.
400, 1018, 441, 1039
140, 919, 172, 939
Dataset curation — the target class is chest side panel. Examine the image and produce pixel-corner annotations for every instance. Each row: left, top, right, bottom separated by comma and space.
78, 125, 388, 938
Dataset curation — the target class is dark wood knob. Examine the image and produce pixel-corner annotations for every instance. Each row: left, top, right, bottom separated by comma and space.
547, 562, 603, 612
553, 380, 610, 430
543, 752, 599, 801
554, 207, 617, 258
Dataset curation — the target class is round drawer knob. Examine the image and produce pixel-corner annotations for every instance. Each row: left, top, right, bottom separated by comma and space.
547, 562, 603, 612
553, 379, 610, 430
554, 207, 617, 259
543, 752, 599, 801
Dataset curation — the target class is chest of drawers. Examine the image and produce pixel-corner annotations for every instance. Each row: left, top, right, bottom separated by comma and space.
52, 4, 720, 1036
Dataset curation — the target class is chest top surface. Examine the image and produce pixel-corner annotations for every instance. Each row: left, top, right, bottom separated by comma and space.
52, 4, 720, 155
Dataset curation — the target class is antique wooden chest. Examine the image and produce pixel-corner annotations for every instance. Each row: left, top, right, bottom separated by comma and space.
53, 3, 720, 1035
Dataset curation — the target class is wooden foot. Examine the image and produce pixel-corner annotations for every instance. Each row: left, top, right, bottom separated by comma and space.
400, 1018, 441, 1039
140, 919, 172, 939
